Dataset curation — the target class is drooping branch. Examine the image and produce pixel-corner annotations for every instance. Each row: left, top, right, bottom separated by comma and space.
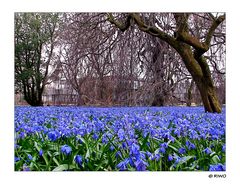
130, 13, 178, 48
107, 13, 204, 79
107, 13, 178, 48
107, 13, 132, 32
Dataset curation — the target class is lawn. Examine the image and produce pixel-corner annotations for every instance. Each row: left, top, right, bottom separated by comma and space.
14, 106, 225, 171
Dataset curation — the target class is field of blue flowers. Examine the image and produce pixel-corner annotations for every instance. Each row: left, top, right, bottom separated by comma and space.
14, 106, 225, 171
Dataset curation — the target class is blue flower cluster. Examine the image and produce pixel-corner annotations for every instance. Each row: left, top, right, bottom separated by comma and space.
15, 106, 225, 171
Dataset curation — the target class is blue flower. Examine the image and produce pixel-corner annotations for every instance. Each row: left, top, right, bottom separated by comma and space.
149, 154, 155, 161
134, 159, 148, 171
174, 128, 181, 137
92, 133, 99, 140
178, 147, 186, 154
117, 158, 129, 171
154, 153, 160, 161
160, 142, 168, 148
222, 144, 226, 152
122, 142, 127, 149
39, 149, 43, 157
145, 151, 152, 158
23, 164, 30, 171
14, 106, 225, 171
116, 151, 122, 158
61, 145, 72, 155
74, 155, 83, 167
19, 132, 26, 139
186, 140, 196, 150
209, 163, 225, 171
168, 154, 173, 161
130, 143, 140, 156
15, 144, 20, 149
102, 132, 112, 144
27, 154, 33, 161
159, 142, 168, 154
159, 147, 166, 154
203, 147, 212, 155
128, 156, 134, 167
189, 129, 199, 140
15, 157, 21, 162
47, 131, 58, 141
110, 145, 114, 151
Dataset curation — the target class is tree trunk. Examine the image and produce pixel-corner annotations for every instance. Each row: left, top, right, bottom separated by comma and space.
152, 93, 165, 106
175, 44, 222, 113
186, 80, 194, 106
77, 93, 83, 106
151, 38, 166, 106
23, 82, 44, 106
195, 79, 222, 113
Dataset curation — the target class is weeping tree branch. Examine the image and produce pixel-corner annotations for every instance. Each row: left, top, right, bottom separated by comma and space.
107, 13, 178, 48
131, 13, 178, 47
107, 13, 132, 32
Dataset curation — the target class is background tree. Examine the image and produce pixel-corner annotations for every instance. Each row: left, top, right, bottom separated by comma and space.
15, 13, 59, 106
58, 13, 116, 105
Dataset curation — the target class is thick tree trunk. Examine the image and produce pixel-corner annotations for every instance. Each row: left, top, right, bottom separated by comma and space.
176, 44, 222, 113
25, 94, 43, 106
23, 83, 44, 106
195, 79, 222, 113
24, 96, 43, 106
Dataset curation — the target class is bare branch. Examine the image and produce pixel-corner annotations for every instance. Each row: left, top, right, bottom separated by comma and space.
107, 13, 132, 32
205, 14, 225, 48
130, 13, 178, 48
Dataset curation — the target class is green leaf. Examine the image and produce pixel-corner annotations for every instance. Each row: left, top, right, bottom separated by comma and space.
53, 157, 60, 166
170, 156, 195, 170
34, 141, 49, 166
140, 133, 150, 150
211, 154, 220, 164
186, 160, 199, 171
52, 164, 75, 171
168, 144, 178, 152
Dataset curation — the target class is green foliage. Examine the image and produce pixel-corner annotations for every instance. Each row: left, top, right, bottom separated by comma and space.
15, 129, 225, 171
15, 13, 59, 105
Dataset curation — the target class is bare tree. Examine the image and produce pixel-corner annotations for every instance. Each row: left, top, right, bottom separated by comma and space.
108, 13, 225, 113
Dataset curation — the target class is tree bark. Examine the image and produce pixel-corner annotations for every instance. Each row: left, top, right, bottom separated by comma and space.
23, 80, 44, 106
176, 44, 222, 113
195, 77, 221, 113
